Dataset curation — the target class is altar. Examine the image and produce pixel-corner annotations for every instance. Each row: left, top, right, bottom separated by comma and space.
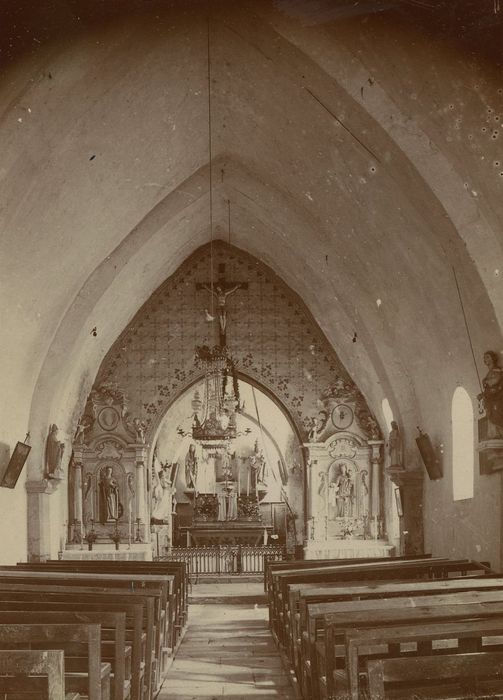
63, 543, 152, 560
181, 521, 272, 546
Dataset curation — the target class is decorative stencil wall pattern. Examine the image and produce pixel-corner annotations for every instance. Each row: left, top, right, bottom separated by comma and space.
90, 241, 372, 441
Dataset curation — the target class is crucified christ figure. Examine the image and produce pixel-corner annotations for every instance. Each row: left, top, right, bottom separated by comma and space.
201, 282, 245, 344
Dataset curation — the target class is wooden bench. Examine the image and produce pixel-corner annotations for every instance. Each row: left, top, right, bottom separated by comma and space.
0, 584, 152, 700
41, 561, 189, 639
270, 557, 465, 642
0, 649, 70, 700
345, 616, 503, 700
0, 567, 174, 688
0, 611, 129, 700
294, 575, 503, 684
273, 558, 490, 649
0, 623, 109, 700
322, 598, 503, 700
366, 650, 503, 699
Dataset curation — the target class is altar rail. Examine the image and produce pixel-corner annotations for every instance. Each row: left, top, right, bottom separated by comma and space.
162, 545, 286, 576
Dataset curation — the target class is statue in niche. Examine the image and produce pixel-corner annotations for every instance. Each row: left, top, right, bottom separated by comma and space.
329, 463, 354, 517
318, 471, 327, 496
358, 469, 369, 517
388, 421, 403, 467
185, 444, 198, 490
45, 424, 65, 479
478, 351, 503, 439
98, 465, 121, 523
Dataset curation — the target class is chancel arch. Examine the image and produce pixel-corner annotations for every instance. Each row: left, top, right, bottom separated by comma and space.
64, 241, 406, 560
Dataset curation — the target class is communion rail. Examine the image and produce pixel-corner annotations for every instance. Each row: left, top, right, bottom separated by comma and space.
161, 544, 286, 576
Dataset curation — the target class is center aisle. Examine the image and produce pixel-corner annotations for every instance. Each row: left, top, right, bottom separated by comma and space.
159, 582, 297, 700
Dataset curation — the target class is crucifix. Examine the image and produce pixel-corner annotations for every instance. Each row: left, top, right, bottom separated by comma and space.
197, 265, 248, 346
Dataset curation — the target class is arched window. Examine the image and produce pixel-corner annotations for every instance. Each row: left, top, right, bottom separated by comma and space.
452, 387, 474, 501
381, 398, 394, 433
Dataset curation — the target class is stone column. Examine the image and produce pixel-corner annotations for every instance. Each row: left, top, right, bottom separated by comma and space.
134, 444, 149, 542
302, 443, 325, 541
368, 440, 384, 537
73, 459, 83, 535
386, 466, 424, 555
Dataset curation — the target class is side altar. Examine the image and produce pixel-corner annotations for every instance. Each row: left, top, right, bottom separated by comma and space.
302, 381, 395, 559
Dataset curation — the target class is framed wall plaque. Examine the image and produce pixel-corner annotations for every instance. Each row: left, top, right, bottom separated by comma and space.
1, 441, 31, 489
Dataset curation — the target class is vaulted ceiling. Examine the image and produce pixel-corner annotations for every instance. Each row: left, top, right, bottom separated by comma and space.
1, 0, 502, 475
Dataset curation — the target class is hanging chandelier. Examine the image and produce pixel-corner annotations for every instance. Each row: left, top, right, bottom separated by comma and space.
190, 345, 240, 449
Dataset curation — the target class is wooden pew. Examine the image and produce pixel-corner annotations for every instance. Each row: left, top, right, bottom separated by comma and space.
366, 650, 503, 700
266, 555, 438, 633
346, 617, 503, 700
0, 585, 152, 700
300, 586, 503, 697
269, 557, 454, 640
272, 558, 490, 647
18, 561, 188, 650
23, 561, 188, 654
0, 570, 168, 694
0, 649, 68, 700
0, 611, 128, 700
0, 567, 174, 687
0, 624, 108, 700
264, 553, 433, 596
322, 598, 503, 700
292, 575, 503, 679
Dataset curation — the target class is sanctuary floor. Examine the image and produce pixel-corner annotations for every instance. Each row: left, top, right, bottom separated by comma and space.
160, 582, 297, 699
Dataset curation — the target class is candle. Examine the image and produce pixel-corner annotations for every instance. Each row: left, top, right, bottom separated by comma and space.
238, 467, 241, 496
247, 468, 250, 497
128, 501, 132, 546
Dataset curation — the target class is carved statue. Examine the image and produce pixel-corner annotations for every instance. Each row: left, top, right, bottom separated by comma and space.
308, 410, 329, 442
185, 444, 198, 490
478, 350, 503, 438
250, 443, 267, 485
74, 415, 93, 445
83, 473, 93, 501
388, 421, 402, 467
329, 463, 354, 517
217, 483, 238, 521
133, 418, 146, 444
45, 424, 65, 478
358, 469, 369, 517
151, 470, 172, 523
98, 465, 121, 523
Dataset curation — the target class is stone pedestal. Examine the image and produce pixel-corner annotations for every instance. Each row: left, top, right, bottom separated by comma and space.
26, 478, 59, 562
386, 467, 424, 555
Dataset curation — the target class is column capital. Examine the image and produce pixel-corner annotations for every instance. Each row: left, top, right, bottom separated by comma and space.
26, 478, 58, 495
